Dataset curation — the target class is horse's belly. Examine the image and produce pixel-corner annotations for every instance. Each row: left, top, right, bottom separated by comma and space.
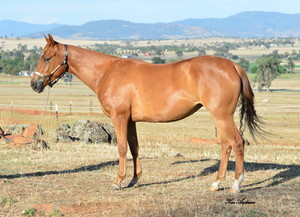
131, 100, 202, 122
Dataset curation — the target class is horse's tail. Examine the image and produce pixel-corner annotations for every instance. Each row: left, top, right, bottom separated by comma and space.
234, 64, 266, 143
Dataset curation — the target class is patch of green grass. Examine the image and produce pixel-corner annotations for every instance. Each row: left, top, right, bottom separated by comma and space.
247, 72, 300, 81
48, 209, 64, 217
22, 208, 37, 217
0, 196, 17, 207
277, 73, 300, 79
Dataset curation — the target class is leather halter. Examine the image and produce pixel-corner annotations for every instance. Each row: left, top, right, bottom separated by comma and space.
34, 45, 68, 87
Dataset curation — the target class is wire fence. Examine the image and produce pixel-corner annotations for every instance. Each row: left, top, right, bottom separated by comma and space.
1, 102, 300, 118
0, 102, 103, 115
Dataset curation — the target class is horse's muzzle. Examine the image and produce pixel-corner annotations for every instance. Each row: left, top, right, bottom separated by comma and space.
31, 77, 45, 93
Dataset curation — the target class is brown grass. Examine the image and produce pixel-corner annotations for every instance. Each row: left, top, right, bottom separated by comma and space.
0, 74, 299, 215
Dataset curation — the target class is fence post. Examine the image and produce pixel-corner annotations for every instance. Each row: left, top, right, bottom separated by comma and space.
55, 104, 58, 118
50, 101, 53, 115
89, 100, 93, 113
69, 101, 72, 116
11, 102, 13, 115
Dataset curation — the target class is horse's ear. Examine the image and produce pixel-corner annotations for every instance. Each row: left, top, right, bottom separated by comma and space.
47, 34, 58, 46
44, 35, 50, 44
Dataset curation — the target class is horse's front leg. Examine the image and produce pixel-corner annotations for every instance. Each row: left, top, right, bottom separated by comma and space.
111, 113, 130, 190
127, 121, 142, 187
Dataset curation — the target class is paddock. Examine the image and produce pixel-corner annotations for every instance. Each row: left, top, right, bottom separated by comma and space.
0, 74, 299, 216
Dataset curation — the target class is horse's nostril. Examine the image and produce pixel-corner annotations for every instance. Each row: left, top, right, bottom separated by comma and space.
31, 79, 45, 93
31, 81, 36, 88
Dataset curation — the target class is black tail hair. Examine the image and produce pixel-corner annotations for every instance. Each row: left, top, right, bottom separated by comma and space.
234, 64, 269, 143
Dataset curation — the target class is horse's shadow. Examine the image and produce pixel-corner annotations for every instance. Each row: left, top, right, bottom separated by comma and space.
139, 159, 300, 192
0, 160, 119, 180
205, 160, 300, 191
1, 158, 299, 192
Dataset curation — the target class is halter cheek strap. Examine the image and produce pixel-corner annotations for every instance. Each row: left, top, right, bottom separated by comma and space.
34, 45, 68, 87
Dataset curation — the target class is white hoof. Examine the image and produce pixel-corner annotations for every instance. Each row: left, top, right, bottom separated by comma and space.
230, 174, 244, 193
111, 183, 121, 190
229, 187, 240, 193
209, 181, 220, 192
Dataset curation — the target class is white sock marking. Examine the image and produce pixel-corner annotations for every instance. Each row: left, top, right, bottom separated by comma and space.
231, 174, 244, 192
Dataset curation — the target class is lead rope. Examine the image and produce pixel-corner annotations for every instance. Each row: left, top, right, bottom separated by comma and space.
0, 86, 51, 145
36, 85, 51, 140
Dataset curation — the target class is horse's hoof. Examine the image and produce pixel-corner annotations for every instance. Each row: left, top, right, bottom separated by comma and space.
127, 178, 140, 188
128, 181, 140, 188
229, 188, 240, 193
209, 182, 220, 192
209, 185, 219, 192
133, 182, 140, 188
111, 183, 121, 191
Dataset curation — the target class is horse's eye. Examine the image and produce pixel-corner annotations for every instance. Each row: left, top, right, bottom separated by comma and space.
44, 57, 51, 63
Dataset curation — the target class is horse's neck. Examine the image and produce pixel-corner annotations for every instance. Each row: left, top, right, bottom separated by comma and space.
67, 45, 114, 92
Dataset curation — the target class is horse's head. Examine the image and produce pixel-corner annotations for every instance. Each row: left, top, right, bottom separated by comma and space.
30, 34, 68, 93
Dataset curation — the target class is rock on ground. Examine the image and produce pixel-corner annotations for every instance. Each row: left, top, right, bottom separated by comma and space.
56, 120, 117, 144
0, 124, 47, 149
8, 124, 43, 138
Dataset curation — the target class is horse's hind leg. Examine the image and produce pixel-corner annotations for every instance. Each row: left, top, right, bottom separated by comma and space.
229, 126, 245, 193
210, 116, 244, 193
127, 121, 142, 187
209, 133, 232, 191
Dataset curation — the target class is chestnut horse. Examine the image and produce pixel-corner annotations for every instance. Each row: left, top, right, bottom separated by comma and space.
31, 34, 264, 193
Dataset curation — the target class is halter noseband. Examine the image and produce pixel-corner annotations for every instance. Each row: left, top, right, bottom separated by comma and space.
34, 45, 68, 87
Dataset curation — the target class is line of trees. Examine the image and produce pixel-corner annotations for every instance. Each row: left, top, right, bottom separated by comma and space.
1, 40, 299, 91
0, 45, 41, 75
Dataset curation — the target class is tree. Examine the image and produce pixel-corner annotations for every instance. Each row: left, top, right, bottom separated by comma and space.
232, 55, 239, 60
249, 63, 259, 74
155, 50, 163, 56
198, 49, 206, 56
175, 50, 183, 58
270, 50, 280, 58
238, 58, 250, 73
151, 57, 166, 64
0, 47, 40, 75
253, 56, 281, 91
286, 58, 295, 73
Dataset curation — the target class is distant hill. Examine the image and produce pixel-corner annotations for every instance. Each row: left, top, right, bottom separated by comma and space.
173, 11, 300, 38
0, 20, 62, 37
28, 20, 215, 40
1, 11, 300, 39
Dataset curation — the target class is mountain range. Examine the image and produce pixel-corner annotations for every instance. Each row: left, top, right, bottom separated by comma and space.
1, 11, 300, 39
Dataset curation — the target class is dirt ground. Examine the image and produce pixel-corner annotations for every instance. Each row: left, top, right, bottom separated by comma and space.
0, 107, 299, 216
0, 140, 299, 217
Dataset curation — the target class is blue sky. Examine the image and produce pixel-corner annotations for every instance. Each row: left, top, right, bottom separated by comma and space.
1, 0, 299, 25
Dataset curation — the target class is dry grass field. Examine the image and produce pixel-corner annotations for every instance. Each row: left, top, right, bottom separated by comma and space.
0, 38, 300, 216
2, 37, 300, 59
0, 74, 299, 217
